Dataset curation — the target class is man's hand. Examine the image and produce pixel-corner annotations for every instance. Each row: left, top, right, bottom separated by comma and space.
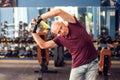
27, 19, 36, 32
28, 17, 43, 33
30, 19, 36, 25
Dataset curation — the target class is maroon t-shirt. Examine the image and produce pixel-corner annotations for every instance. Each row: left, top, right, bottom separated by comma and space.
53, 19, 98, 68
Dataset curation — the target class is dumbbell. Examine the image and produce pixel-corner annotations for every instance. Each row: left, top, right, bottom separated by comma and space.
19, 46, 26, 58
32, 46, 37, 57
114, 45, 120, 57
105, 36, 113, 44
19, 37, 26, 43
12, 46, 19, 57
0, 36, 6, 44
13, 37, 20, 43
26, 47, 33, 57
64, 49, 71, 58
98, 37, 106, 44
6, 49, 13, 57
26, 36, 34, 43
49, 48, 54, 57
110, 47, 115, 57
6, 37, 13, 44
23, 30, 29, 37
0, 48, 6, 58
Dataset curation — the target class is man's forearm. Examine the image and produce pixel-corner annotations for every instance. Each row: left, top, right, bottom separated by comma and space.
40, 8, 76, 23
32, 33, 46, 49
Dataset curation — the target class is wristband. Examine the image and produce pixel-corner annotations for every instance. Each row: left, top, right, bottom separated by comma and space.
32, 24, 38, 33
36, 18, 43, 24
32, 17, 43, 33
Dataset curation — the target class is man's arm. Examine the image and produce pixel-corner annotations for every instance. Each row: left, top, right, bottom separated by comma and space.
40, 8, 76, 23
32, 8, 76, 49
32, 32, 58, 49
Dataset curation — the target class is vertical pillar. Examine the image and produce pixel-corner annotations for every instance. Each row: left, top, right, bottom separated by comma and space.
114, 0, 120, 39
86, 8, 93, 34
98, 7, 101, 35
93, 7, 98, 40
106, 10, 115, 39
14, 7, 28, 37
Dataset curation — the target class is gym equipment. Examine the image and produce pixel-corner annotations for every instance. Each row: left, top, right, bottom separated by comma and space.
13, 37, 20, 43
6, 49, 13, 57
19, 37, 26, 43
32, 45, 37, 57
110, 47, 115, 57
98, 46, 102, 51
36, 34, 51, 80
113, 45, 120, 57
26, 47, 33, 57
97, 46, 102, 59
101, 27, 108, 35
36, 20, 65, 66
103, 55, 109, 76
39, 35, 49, 69
6, 37, 13, 44
26, 36, 34, 44
105, 36, 113, 44
0, 47, 6, 58
54, 46, 64, 67
98, 47, 111, 77
101, 0, 110, 6
19, 21, 29, 44
98, 35, 106, 44
38, 20, 64, 67
64, 49, 71, 58
12, 46, 19, 57
19, 46, 26, 58
97, 35, 113, 49
0, 36, 6, 44
49, 48, 54, 57
30, 18, 58, 80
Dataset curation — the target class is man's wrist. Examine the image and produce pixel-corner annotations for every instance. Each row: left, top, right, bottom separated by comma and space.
36, 16, 43, 24
32, 16, 42, 33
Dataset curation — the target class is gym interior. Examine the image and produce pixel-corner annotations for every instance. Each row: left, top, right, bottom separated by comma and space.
0, 0, 120, 80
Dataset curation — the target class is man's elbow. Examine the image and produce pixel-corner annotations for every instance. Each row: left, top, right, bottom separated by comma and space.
54, 8, 63, 16
39, 46, 44, 49
56, 8, 62, 12
39, 44, 46, 49
38, 43, 49, 49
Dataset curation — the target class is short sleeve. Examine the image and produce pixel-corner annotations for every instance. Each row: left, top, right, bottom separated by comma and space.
53, 36, 63, 47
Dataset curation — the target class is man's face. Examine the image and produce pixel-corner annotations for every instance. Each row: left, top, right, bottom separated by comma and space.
51, 21, 68, 37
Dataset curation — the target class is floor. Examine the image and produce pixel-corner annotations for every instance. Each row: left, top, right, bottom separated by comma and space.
0, 60, 120, 80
